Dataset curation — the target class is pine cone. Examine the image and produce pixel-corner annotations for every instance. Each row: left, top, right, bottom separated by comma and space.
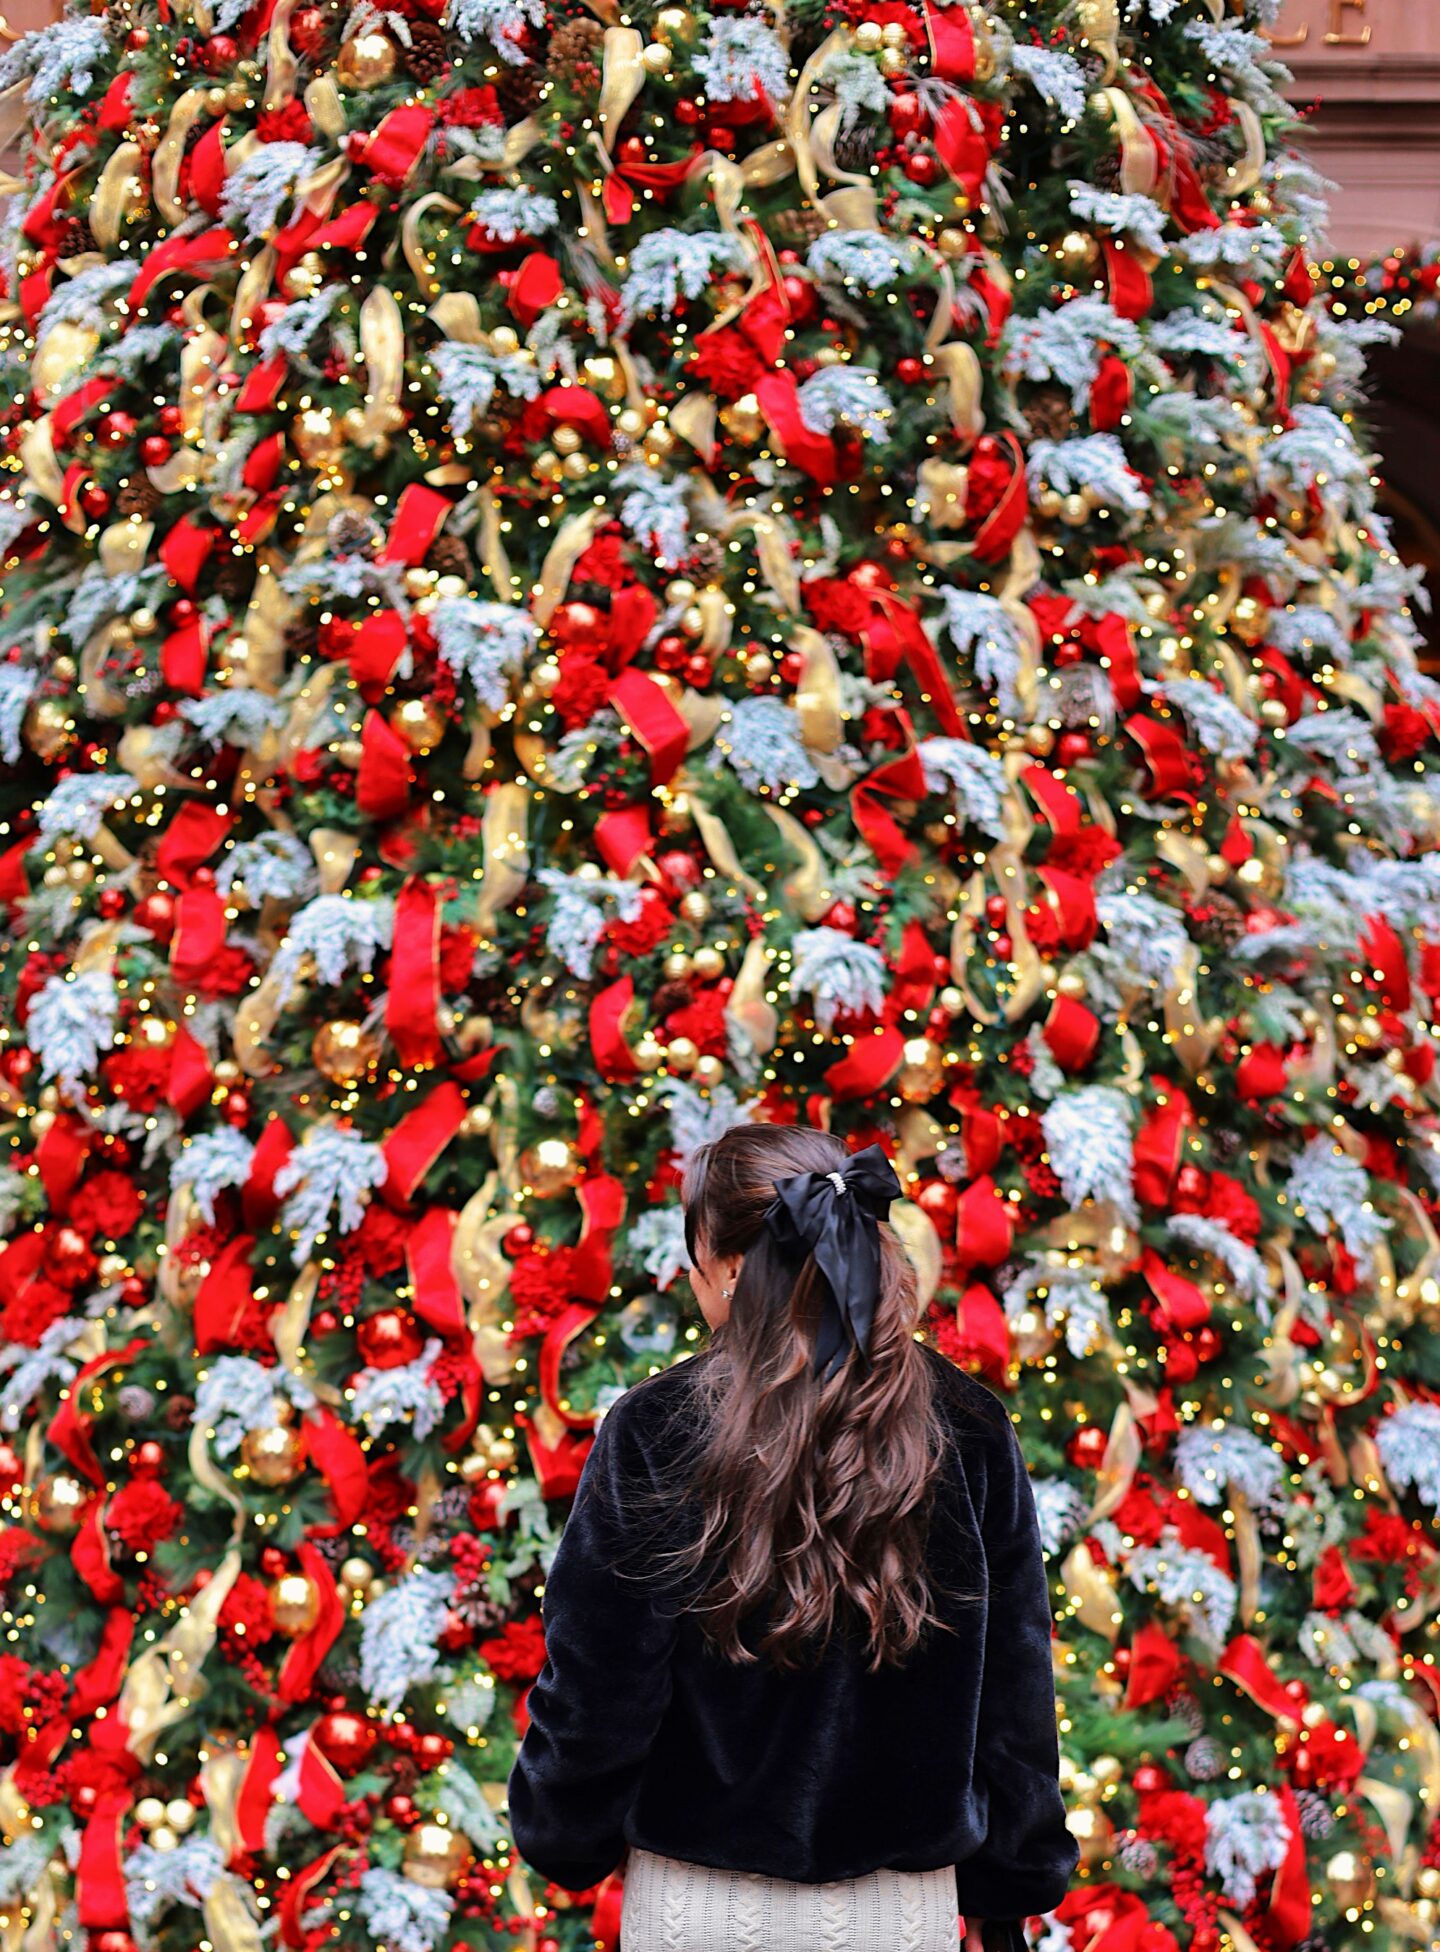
117, 476, 162, 518
403, 18, 450, 83
59, 216, 97, 257
770, 206, 830, 247
494, 60, 545, 119
426, 532, 472, 581
545, 15, 603, 90
213, 553, 252, 602
1210, 1126, 1243, 1165
1189, 892, 1246, 950
832, 121, 878, 173
284, 613, 321, 661
651, 981, 693, 1019
1022, 383, 1074, 443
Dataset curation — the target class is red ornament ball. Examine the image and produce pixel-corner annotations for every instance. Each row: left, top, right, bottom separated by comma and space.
200, 33, 239, 69
313, 1710, 379, 1774
139, 436, 172, 468
96, 411, 137, 448
133, 892, 176, 940
97, 888, 127, 919
131, 1441, 165, 1477
1132, 1762, 1170, 1794
503, 1224, 534, 1255
290, 5, 327, 55
903, 151, 940, 187
79, 483, 111, 519
355, 1307, 426, 1370
1066, 1426, 1108, 1469
896, 356, 926, 385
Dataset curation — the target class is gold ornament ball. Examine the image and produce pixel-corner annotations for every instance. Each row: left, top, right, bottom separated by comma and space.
1056, 969, 1087, 1000
1229, 594, 1269, 646
654, 6, 693, 43
312, 1018, 382, 1084
616, 406, 647, 439
667, 579, 699, 605
271, 1573, 323, 1639
32, 1473, 88, 1534
459, 1102, 492, 1139
1023, 724, 1054, 756
24, 698, 75, 763
392, 697, 447, 754
561, 450, 590, 482
938, 985, 965, 1017
641, 40, 672, 73
1059, 493, 1090, 527
693, 1054, 725, 1089
878, 44, 905, 75
746, 649, 775, 682
719, 395, 764, 445
898, 1041, 944, 1103
453, 1013, 494, 1056
1415, 1867, 1440, 1900
633, 1033, 666, 1072
134, 1797, 167, 1831
532, 449, 563, 483
1259, 697, 1288, 726
147, 1825, 180, 1853
1053, 229, 1098, 276
1325, 1850, 1374, 1909
520, 1137, 582, 1197
854, 20, 882, 50
1090, 1754, 1123, 1786
551, 424, 583, 457
337, 29, 397, 86
582, 354, 625, 401
339, 1556, 375, 1592
292, 406, 342, 465
241, 1423, 306, 1488
666, 1036, 700, 1074
691, 946, 725, 982
166, 1799, 196, 1834
403, 1822, 476, 1891
679, 890, 710, 925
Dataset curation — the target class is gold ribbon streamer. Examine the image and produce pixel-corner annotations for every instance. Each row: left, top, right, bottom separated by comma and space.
888, 1198, 942, 1314
531, 507, 604, 625
474, 781, 530, 935
91, 141, 145, 249
203, 1874, 266, 1952
120, 1547, 242, 1760
597, 26, 646, 155
723, 933, 776, 1055
264, 0, 303, 110
349, 285, 406, 449
404, 192, 463, 300
154, 89, 213, 225
792, 623, 843, 753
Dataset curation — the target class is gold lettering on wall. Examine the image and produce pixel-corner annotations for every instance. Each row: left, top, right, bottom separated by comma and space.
1324, 0, 1371, 47
1264, 0, 1376, 50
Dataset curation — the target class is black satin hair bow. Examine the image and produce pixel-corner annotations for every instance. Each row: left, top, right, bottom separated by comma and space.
763, 1144, 903, 1383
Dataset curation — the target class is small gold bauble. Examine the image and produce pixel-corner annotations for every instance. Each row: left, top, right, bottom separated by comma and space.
633, 1033, 666, 1072
166, 1798, 197, 1833
1325, 1849, 1374, 1909
654, 6, 692, 43
898, 1039, 944, 1103
1058, 493, 1090, 526
691, 946, 725, 982
130, 607, 158, 636
147, 1825, 180, 1853
520, 1137, 582, 1198
938, 985, 965, 1016
662, 950, 692, 981
134, 1797, 167, 1831
640, 40, 672, 73
391, 696, 447, 754
33, 1473, 87, 1534
459, 1103, 492, 1139
720, 394, 765, 445
616, 406, 648, 439
285, 252, 327, 300
241, 1423, 306, 1487
1259, 697, 1287, 726
1023, 724, 1055, 756
936, 228, 968, 261
1414, 1866, 1440, 1899
582, 353, 625, 401
645, 424, 676, 461
878, 44, 905, 74
1053, 229, 1098, 276
1229, 594, 1269, 646
292, 405, 342, 465
666, 1036, 700, 1074
336, 29, 397, 87
452, 1014, 494, 1056
853, 20, 882, 50
339, 1556, 375, 1592
402, 1821, 476, 1891
561, 450, 590, 482
312, 1018, 382, 1084
693, 1054, 725, 1089
271, 1572, 323, 1638
880, 20, 907, 46
551, 424, 583, 456
1090, 1754, 1123, 1786
24, 697, 75, 762
532, 449, 563, 483
1056, 969, 1087, 1000
679, 890, 710, 925
745, 649, 774, 681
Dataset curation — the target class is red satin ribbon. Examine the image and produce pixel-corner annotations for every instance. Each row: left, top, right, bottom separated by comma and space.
347, 610, 409, 700
35, 1110, 89, 1211
303, 1408, 369, 1535
358, 710, 415, 820
77, 1788, 131, 1928
823, 1023, 905, 1099
1042, 994, 1100, 1072
406, 1206, 466, 1338
589, 975, 639, 1082
537, 1301, 606, 1431
609, 667, 689, 783
243, 1117, 295, 1230
851, 741, 930, 874
756, 370, 838, 484
276, 1543, 346, 1706
1101, 235, 1152, 320
1133, 1088, 1191, 1208
594, 804, 653, 876
237, 351, 288, 414
954, 1175, 1014, 1268
866, 591, 964, 737
167, 1024, 214, 1119
376, 482, 452, 565
923, 0, 976, 79
236, 1728, 283, 1859
160, 513, 216, 594
573, 1173, 626, 1304
386, 878, 443, 1069
279, 1844, 343, 1949
381, 1080, 467, 1202
351, 103, 436, 184
48, 1337, 149, 1486
128, 226, 237, 309
1140, 1249, 1210, 1334
193, 1236, 260, 1353
969, 433, 1028, 562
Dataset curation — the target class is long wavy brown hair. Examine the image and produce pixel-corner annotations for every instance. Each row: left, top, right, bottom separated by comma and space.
617, 1123, 975, 1674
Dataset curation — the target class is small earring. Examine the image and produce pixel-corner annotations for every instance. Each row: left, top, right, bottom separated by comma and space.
721, 1286, 733, 1299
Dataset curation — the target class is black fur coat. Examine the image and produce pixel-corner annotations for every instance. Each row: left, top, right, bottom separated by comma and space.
506, 1341, 1079, 1949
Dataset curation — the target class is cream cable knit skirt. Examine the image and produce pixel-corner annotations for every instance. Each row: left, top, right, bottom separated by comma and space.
619, 1845, 962, 1952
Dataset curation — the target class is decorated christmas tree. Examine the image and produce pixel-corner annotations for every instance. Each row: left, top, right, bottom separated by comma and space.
0, 0, 1439, 1946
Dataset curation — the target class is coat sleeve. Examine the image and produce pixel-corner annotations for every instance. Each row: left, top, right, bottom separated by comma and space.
954, 1411, 1080, 1940
506, 1398, 681, 1891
